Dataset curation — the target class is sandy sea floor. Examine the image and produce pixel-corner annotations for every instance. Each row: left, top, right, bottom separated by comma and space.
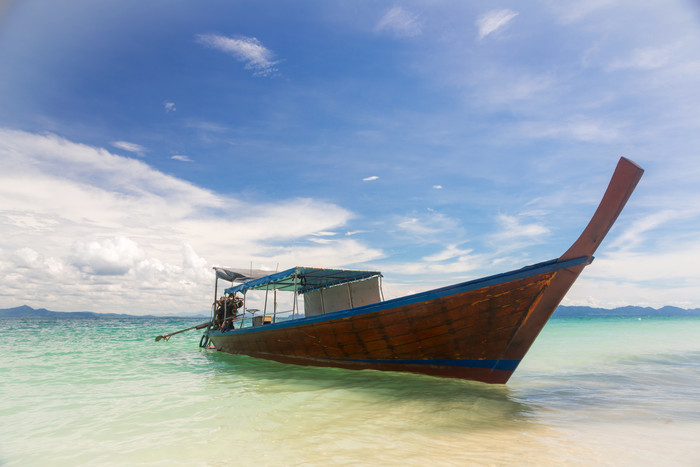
1, 316, 698, 466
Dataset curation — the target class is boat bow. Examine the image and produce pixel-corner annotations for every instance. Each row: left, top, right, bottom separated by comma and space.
500, 157, 644, 364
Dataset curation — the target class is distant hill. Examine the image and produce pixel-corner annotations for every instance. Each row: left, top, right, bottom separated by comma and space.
1, 304, 698, 319
0, 305, 205, 319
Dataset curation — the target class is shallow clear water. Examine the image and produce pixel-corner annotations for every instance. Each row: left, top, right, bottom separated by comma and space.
1, 316, 698, 466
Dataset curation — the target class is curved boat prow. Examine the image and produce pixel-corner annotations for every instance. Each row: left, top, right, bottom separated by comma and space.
561, 157, 644, 261
500, 157, 644, 371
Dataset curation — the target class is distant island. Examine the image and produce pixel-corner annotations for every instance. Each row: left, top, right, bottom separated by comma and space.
0, 305, 207, 319
553, 305, 700, 317
0, 304, 698, 319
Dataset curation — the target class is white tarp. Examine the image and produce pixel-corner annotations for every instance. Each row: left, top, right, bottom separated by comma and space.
303, 276, 381, 316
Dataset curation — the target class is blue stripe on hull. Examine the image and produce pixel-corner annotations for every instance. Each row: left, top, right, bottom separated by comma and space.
330, 358, 521, 372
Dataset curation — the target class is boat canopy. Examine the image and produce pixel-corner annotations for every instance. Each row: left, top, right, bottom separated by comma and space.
213, 267, 271, 283
224, 266, 382, 296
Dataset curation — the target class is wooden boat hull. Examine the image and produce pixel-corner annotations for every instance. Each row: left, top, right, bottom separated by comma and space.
209, 257, 587, 383
208, 157, 644, 383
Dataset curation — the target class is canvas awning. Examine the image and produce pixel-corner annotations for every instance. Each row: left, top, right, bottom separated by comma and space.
224, 267, 382, 296
213, 267, 272, 283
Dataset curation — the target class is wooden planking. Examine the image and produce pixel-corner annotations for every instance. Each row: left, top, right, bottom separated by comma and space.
211, 270, 555, 366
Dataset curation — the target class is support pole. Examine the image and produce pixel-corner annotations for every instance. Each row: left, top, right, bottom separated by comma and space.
271, 263, 279, 322
223, 293, 228, 326
293, 271, 299, 319
212, 276, 219, 326
263, 284, 269, 320
240, 291, 247, 328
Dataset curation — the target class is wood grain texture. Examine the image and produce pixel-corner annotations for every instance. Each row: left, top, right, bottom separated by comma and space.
210, 272, 555, 383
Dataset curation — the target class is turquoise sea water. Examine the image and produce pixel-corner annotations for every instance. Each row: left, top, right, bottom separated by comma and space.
1, 316, 698, 466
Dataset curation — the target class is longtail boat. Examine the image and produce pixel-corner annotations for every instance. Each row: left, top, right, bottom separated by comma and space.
202, 157, 643, 383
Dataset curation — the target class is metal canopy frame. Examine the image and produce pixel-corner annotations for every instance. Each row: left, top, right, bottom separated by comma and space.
224, 267, 382, 296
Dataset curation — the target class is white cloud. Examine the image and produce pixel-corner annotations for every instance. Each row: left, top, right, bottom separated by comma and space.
375, 7, 422, 38
311, 231, 337, 237
396, 217, 431, 237
181, 243, 210, 286
519, 116, 622, 142
375, 245, 487, 300
383, 255, 482, 282
3, 130, 221, 209
496, 214, 549, 238
433, 185, 442, 190
489, 73, 555, 104
164, 101, 176, 112
547, 0, 619, 24
607, 44, 677, 71
14, 247, 43, 269
606, 210, 680, 252
171, 155, 193, 162
185, 120, 228, 133
0, 129, 381, 315
457, 67, 558, 112
393, 210, 461, 242
111, 141, 146, 155
422, 244, 473, 263
257, 239, 382, 270
476, 9, 518, 40
345, 230, 368, 236
70, 236, 145, 276
564, 240, 700, 309
489, 214, 550, 252
10, 247, 65, 280
362, 175, 379, 181
197, 34, 278, 76
182, 243, 207, 271
4, 213, 58, 232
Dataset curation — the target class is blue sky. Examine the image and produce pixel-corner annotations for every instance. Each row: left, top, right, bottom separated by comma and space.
1, 1, 700, 315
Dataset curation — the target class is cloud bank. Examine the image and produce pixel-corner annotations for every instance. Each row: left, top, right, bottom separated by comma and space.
0, 129, 381, 314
